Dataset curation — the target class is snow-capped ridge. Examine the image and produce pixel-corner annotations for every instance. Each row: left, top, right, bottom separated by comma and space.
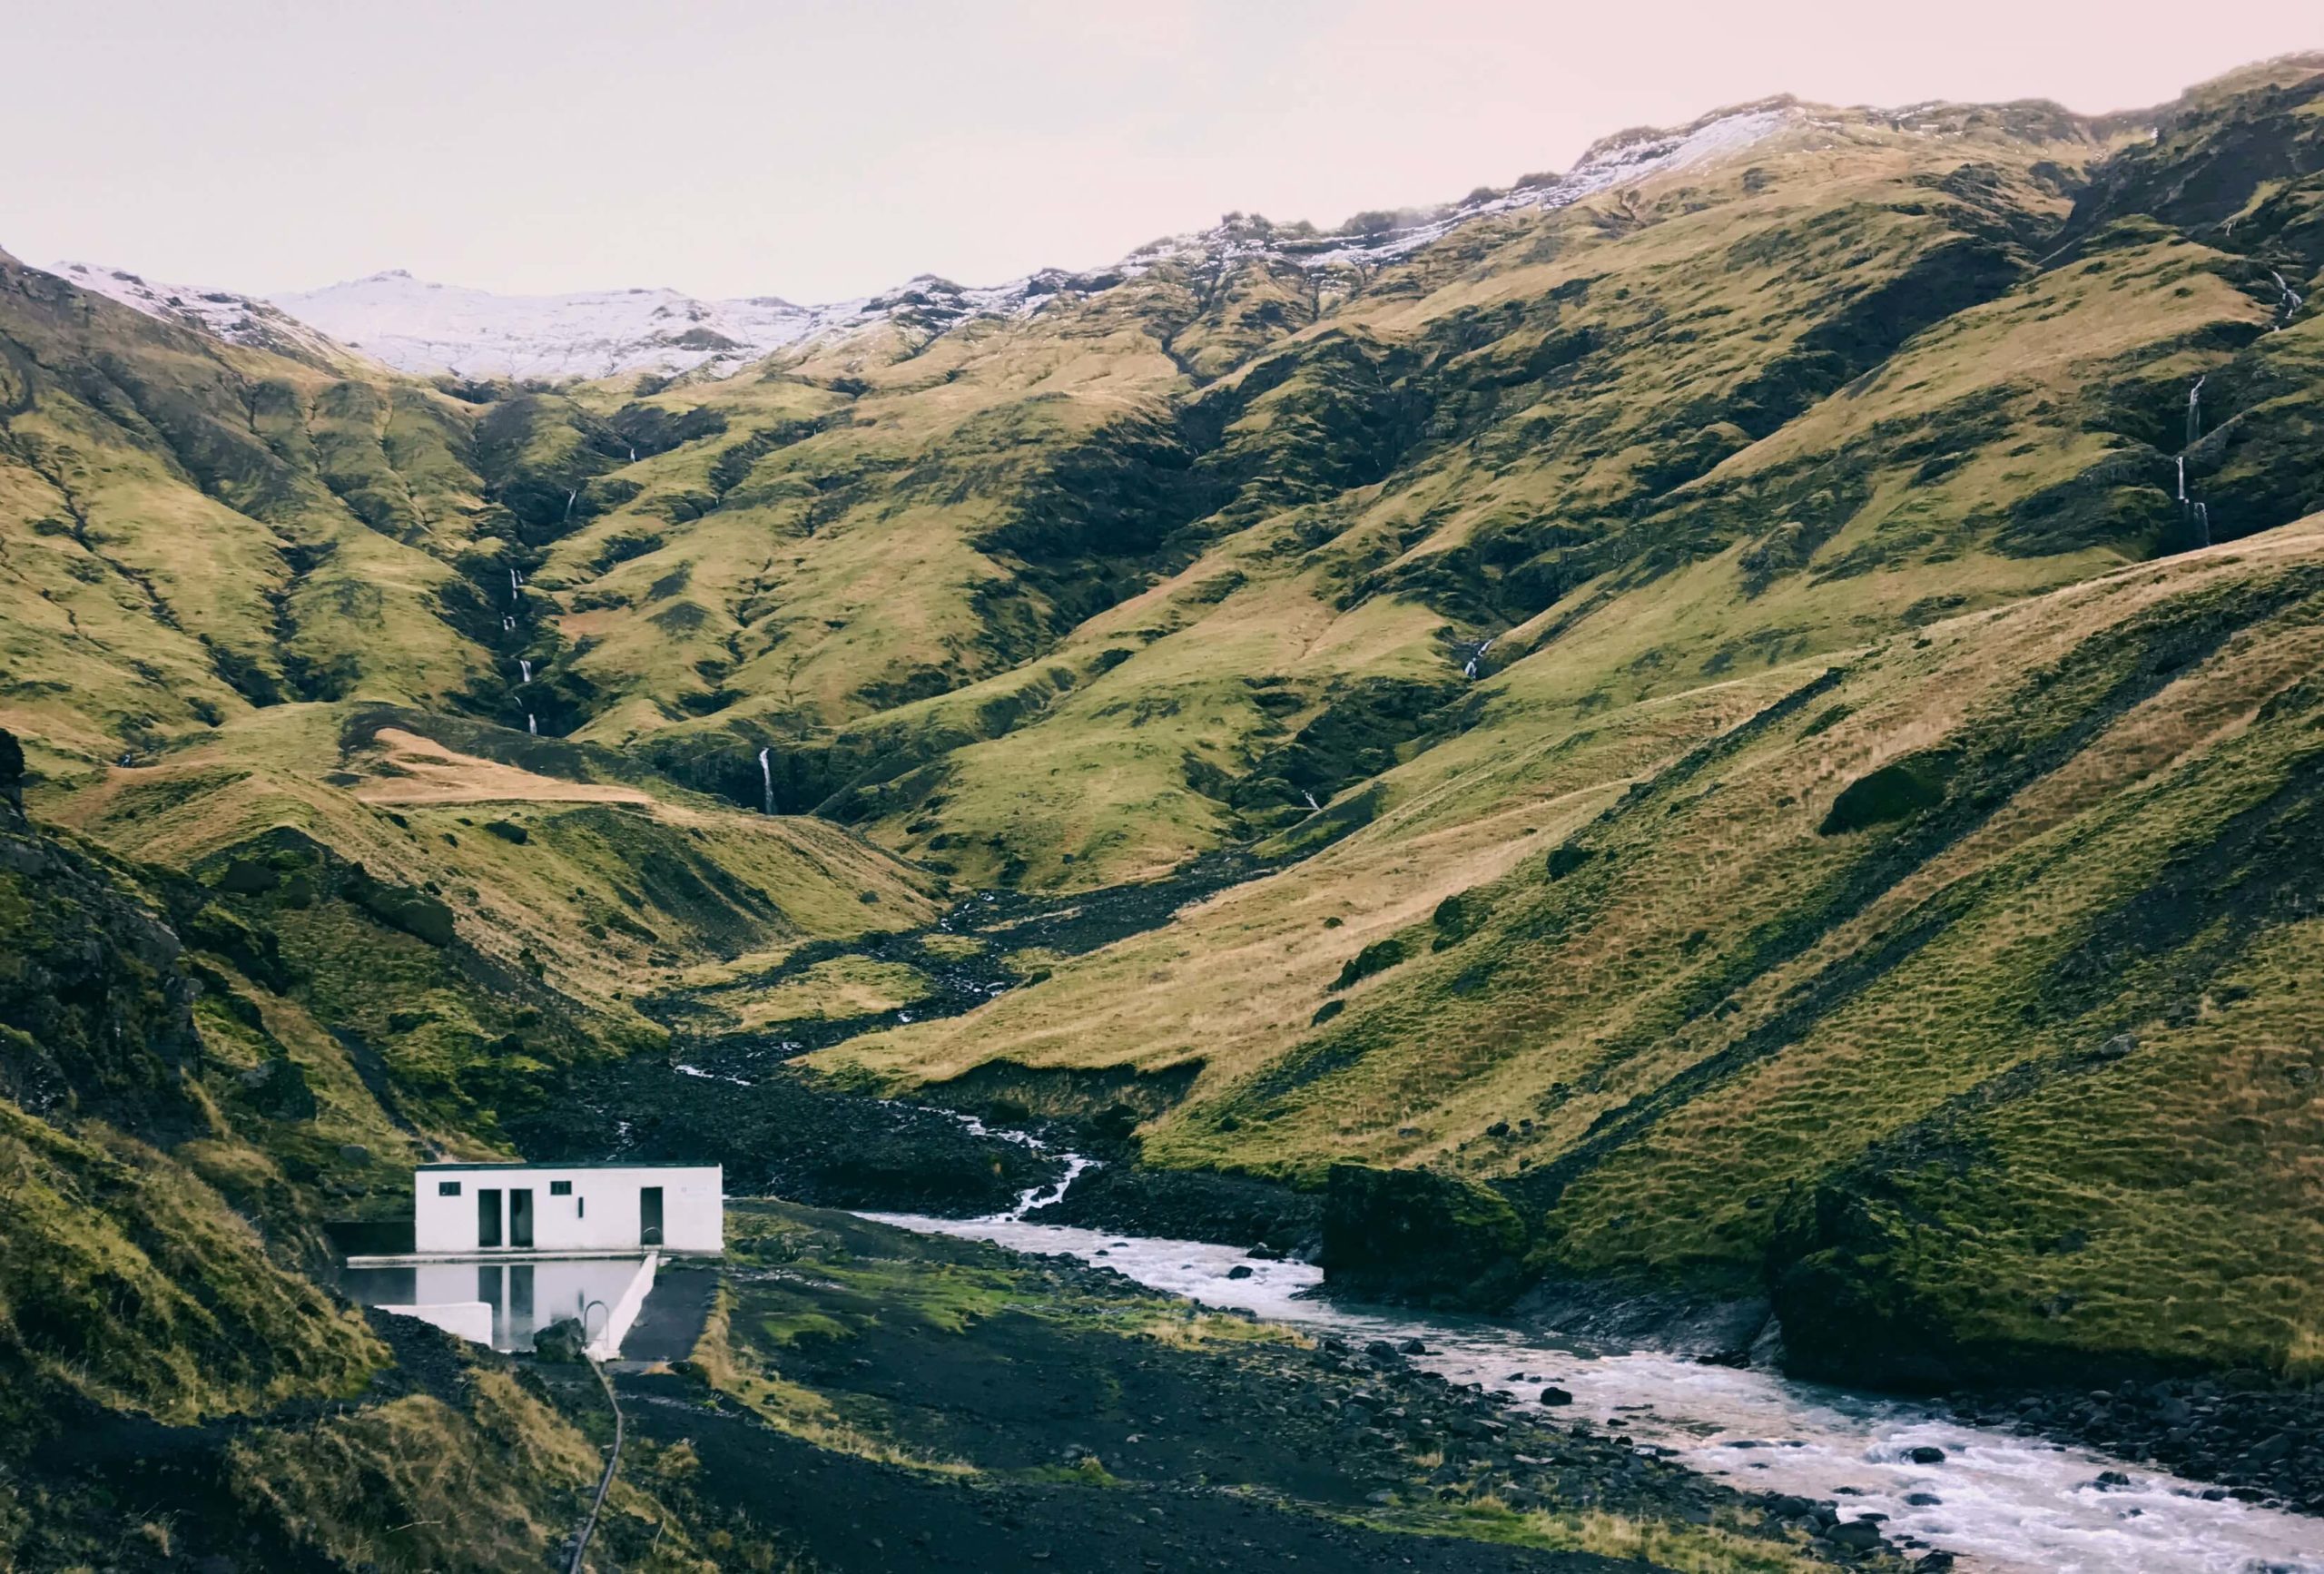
45, 261, 350, 366
51, 98, 1801, 383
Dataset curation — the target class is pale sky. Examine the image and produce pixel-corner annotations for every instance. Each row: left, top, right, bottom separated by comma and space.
7, 0, 2317, 303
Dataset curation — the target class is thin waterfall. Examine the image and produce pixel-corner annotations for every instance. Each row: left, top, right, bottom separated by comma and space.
527, 712, 537, 736
518, 659, 532, 685
2194, 502, 2211, 548
758, 747, 774, 816
2176, 456, 2185, 502
509, 567, 522, 597
1463, 636, 1496, 680
2186, 377, 2205, 447
1302, 790, 1320, 812
503, 615, 516, 631
2272, 271, 2304, 328
564, 488, 577, 520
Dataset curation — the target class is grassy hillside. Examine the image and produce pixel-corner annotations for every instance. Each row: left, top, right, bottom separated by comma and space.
3, 54, 2320, 1456
797, 62, 2324, 1387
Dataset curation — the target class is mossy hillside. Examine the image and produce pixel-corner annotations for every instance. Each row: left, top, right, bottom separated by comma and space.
527, 308, 1196, 744
30, 702, 934, 1185
0, 810, 742, 1572
760, 108, 2259, 890
47, 701, 936, 1002
812, 661, 1790, 1097
0, 259, 517, 768
831, 518, 2324, 1379
1305, 532, 2324, 1375
0, 811, 385, 1451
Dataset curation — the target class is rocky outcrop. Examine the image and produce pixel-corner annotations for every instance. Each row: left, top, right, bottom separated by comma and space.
1318, 1165, 1528, 1308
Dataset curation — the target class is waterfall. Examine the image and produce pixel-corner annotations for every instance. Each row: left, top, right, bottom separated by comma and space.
509, 567, 522, 596
629, 446, 637, 462
2274, 271, 2305, 327
1302, 790, 1321, 812
503, 615, 516, 631
1463, 636, 1496, 680
564, 488, 577, 520
2185, 377, 2205, 447
758, 747, 773, 816
518, 659, 532, 685
527, 712, 537, 736
2194, 502, 2211, 548
2176, 456, 2185, 502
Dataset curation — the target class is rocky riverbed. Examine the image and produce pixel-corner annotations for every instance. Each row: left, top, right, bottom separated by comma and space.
626, 1198, 1914, 1572
868, 1202, 2324, 1574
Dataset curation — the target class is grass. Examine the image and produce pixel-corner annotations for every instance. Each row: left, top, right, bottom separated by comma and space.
5, 57, 2323, 1443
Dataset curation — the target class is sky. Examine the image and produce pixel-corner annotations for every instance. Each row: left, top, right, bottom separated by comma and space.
7, 0, 2319, 303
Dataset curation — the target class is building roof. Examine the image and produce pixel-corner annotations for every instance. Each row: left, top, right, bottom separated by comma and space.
413, 1161, 722, 1173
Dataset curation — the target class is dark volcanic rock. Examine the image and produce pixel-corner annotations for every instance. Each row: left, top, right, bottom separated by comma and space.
532, 1317, 589, 1362
504, 1058, 1057, 1215
1024, 1161, 1322, 1254
1319, 1164, 1527, 1307
1945, 1374, 2324, 1514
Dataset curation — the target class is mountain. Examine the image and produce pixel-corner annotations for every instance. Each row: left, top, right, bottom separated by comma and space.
268, 270, 831, 380
5, 53, 2324, 1566
67, 98, 1797, 387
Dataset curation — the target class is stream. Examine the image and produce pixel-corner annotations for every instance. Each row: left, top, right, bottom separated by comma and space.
863, 1160, 2324, 1574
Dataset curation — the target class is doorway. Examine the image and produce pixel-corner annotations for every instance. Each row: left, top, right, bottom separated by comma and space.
640, 1186, 664, 1247
509, 1188, 534, 1249
477, 1187, 503, 1248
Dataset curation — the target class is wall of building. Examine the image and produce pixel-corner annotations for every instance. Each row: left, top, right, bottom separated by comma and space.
411, 1166, 722, 1254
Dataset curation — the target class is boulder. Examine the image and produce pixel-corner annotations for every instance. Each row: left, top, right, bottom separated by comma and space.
1825, 1519, 1885, 1550
533, 1317, 590, 1363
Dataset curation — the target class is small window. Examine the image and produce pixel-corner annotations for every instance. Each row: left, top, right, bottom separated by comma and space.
577, 1196, 586, 1218
438, 1180, 462, 1196
550, 1180, 572, 1196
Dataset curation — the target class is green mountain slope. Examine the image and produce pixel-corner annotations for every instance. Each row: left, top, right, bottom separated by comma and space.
4, 54, 2321, 1442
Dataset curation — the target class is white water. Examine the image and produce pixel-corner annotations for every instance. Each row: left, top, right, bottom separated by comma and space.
757, 746, 774, 815
2196, 502, 2212, 548
1464, 636, 1497, 681
1303, 789, 1322, 812
862, 1203, 2324, 1574
527, 712, 537, 736
2179, 456, 2188, 502
2188, 377, 2207, 446
518, 658, 532, 685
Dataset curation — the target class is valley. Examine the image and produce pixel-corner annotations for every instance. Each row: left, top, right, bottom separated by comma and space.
3, 48, 2323, 1573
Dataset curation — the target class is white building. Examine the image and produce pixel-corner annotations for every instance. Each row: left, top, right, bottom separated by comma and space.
412, 1163, 723, 1256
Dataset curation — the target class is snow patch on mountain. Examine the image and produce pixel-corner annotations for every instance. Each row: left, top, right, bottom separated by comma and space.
266, 272, 841, 381
44, 261, 347, 366
51, 101, 1791, 385
1120, 102, 1796, 276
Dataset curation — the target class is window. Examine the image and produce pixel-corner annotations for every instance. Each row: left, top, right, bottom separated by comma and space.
438, 1180, 462, 1196
577, 1196, 586, 1218
549, 1180, 572, 1196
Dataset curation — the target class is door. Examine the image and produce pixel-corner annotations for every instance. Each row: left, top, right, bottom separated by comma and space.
509, 1188, 534, 1249
477, 1187, 503, 1248
640, 1185, 664, 1247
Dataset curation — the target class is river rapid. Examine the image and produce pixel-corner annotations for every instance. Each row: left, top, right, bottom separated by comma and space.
863, 1162, 2323, 1574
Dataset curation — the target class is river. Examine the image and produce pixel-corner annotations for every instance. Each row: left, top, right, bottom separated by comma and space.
863, 1167, 2324, 1574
